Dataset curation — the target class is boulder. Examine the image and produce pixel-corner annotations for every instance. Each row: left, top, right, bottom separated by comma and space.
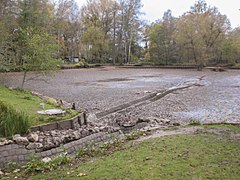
42, 157, 51, 163
53, 136, 64, 146
72, 131, 80, 140
43, 140, 55, 150
27, 133, 39, 142
26, 143, 43, 150
87, 113, 98, 123
13, 134, 29, 146
160, 119, 170, 124
0, 138, 13, 146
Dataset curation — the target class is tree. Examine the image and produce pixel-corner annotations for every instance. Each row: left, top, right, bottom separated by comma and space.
118, 0, 143, 64
81, 25, 109, 63
54, 0, 80, 60
175, 0, 230, 69
219, 28, 240, 64
18, 28, 60, 89
0, 0, 60, 88
147, 10, 177, 65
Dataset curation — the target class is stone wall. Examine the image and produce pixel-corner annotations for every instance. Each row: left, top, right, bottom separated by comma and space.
30, 113, 86, 132
0, 131, 122, 169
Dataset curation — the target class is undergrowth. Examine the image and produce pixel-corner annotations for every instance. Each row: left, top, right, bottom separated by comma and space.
0, 101, 31, 137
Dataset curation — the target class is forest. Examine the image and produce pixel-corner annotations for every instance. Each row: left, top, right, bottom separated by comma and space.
0, 0, 240, 72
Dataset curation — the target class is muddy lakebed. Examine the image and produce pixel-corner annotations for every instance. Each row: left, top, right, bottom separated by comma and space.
1, 67, 240, 124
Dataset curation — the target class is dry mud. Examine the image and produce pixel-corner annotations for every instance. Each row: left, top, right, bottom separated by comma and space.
1, 67, 240, 124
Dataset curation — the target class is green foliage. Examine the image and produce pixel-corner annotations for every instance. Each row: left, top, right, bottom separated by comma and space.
19, 28, 60, 72
47, 98, 56, 106
220, 38, 240, 64
125, 130, 145, 141
0, 101, 31, 137
75, 61, 84, 67
76, 138, 125, 160
25, 154, 72, 173
75, 59, 89, 68
81, 25, 109, 63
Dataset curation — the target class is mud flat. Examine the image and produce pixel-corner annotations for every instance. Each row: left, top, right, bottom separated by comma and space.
1, 67, 239, 124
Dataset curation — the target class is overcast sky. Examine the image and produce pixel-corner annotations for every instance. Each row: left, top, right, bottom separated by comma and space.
76, 0, 240, 28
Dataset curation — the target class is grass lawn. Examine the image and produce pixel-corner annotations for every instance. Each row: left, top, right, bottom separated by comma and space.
0, 86, 78, 126
27, 128, 240, 180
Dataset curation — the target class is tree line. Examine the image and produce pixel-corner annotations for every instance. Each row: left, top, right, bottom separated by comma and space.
146, 0, 240, 68
0, 0, 240, 73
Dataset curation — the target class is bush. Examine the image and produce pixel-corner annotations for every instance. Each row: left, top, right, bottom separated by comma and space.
25, 153, 72, 173
75, 59, 89, 68
134, 61, 155, 66
75, 61, 84, 68
0, 101, 31, 137
47, 98, 56, 106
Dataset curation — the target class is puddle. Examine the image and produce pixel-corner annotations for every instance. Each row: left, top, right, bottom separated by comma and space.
71, 82, 102, 86
97, 78, 134, 82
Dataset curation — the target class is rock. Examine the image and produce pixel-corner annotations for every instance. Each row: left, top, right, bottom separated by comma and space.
173, 122, 181, 126
50, 130, 58, 137
87, 113, 98, 123
72, 131, 80, 140
160, 119, 170, 124
81, 129, 89, 137
26, 143, 43, 150
99, 126, 109, 132
53, 136, 63, 145
122, 122, 136, 127
42, 157, 51, 163
94, 127, 100, 133
144, 91, 151, 94
112, 126, 121, 132
137, 117, 150, 123
0, 139, 13, 146
13, 169, 20, 173
27, 133, 39, 142
43, 140, 55, 150
0, 170, 4, 175
88, 128, 95, 134
13, 134, 29, 146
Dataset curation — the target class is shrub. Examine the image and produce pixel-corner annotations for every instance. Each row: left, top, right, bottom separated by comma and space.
0, 101, 31, 137
47, 98, 56, 106
80, 59, 89, 67
75, 59, 89, 68
75, 61, 84, 67
25, 153, 72, 173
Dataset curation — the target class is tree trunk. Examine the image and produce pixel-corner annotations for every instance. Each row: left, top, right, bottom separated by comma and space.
113, 11, 116, 65
21, 71, 27, 89
128, 33, 133, 64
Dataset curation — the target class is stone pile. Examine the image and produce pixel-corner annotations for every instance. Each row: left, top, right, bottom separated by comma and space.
99, 112, 179, 130
0, 123, 120, 153
0, 112, 180, 153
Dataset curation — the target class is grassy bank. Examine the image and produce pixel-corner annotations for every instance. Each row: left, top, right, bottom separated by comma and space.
0, 86, 77, 126
24, 126, 240, 180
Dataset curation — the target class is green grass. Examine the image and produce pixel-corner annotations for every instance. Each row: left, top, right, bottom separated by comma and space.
27, 131, 240, 180
0, 101, 31, 137
0, 86, 78, 126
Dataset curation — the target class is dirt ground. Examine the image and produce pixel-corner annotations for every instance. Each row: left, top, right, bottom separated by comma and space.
1, 67, 240, 124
